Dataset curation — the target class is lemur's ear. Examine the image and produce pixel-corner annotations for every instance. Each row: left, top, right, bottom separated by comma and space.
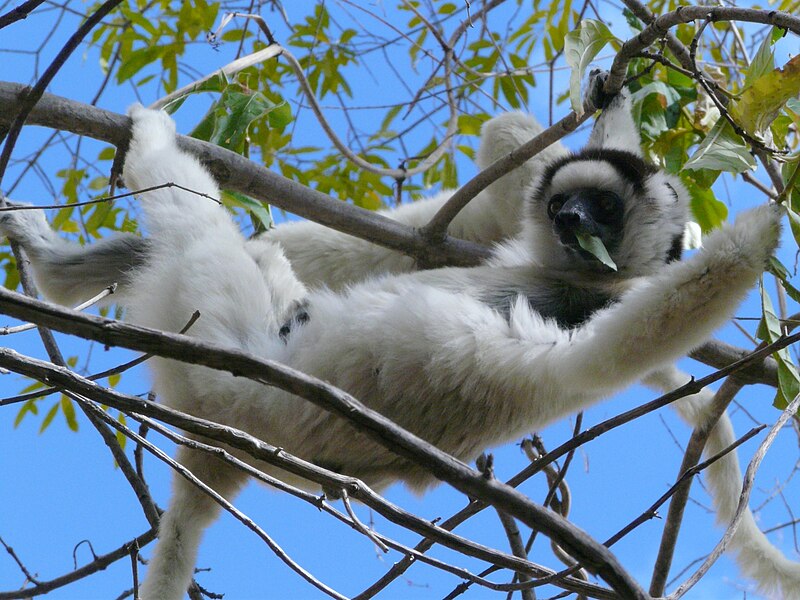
584, 72, 643, 158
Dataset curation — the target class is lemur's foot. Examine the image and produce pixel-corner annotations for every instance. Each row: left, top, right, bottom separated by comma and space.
0, 202, 57, 250
586, 69, 616, 111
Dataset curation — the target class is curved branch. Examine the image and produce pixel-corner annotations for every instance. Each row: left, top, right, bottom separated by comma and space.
0, 81, 490, 268
0, 530, 157, 599
0, 286, 649, 598
618, 0, 694, 70
421, 108, 593, 242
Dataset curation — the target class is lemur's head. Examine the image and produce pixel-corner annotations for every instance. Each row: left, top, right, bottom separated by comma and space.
525, 146, 690, 277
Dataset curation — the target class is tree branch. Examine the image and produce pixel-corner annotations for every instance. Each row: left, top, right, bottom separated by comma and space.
649, 377, 745, 596
0, 286, 648, 598
669, 393, 800, 599
0, 530, 157, 599
0, 81, 490, 269
0, 346, 619, 599
606, 6, 800, 92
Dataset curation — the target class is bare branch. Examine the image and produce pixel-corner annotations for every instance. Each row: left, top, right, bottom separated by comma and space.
1, 284, 116, 335
0, 531, 157, 600
0, 0, 47, 29
649, 377, 745, 596
606, 6, 800, 92
421, 109, 593, 243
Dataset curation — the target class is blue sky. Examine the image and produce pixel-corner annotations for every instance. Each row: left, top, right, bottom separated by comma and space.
1, 2, 799, 599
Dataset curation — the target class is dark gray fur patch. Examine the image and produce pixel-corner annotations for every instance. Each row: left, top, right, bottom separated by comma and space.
279, 303, 311, 342
49, 235, 150, 285
481, 280, 616, 329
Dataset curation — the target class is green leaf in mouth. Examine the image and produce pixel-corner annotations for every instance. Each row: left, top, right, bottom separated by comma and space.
575, 233, 618, 271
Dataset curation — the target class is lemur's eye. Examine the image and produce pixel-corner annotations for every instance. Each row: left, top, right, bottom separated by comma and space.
547, 195, 565, 219
597, 192, 620, 214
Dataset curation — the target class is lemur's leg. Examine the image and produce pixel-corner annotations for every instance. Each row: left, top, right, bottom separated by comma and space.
120, 106, 301, 599
0, 204, 148, 306
140, 446, 246, 600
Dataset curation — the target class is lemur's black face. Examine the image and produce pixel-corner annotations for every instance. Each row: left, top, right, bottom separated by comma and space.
530, 147, 672, 272
546, 187, 625, 258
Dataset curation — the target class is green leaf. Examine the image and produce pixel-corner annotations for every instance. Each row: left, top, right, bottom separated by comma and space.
575, 233, 617, 271
117, 46, 163, 84
61, 396, 79, 432
744, 29, 776, 90
564, 19, 617, 115
757, 280, 800, 410
115, 413, 128, 450
98, 146, 116, 161
458, 114, 487, 136
222, 191, 273, 230
680, 174, 728, 232
39, 402, 59, 434
14, 399, 38, 428
191, 87, 287, 153
684, 119, 756, 174
784, 205, 800, 249
267, 101, 292, 129
768, 257, 800, 304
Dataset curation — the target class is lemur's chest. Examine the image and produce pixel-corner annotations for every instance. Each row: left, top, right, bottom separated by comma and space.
481, 280, 619, 328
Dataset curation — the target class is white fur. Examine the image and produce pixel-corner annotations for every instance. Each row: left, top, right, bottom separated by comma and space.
0, 100, 795, 599
117, 107, 781, 599
259, 110, 565, 290
586, 89, 642, 155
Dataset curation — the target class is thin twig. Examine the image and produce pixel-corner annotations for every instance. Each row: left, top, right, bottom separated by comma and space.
341, 490, 390, 553
0, 531, 156, 599
1, 284, 116, 335
75, 396, 349, 600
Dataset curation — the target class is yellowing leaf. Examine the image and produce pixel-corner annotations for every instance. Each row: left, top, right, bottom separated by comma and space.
684, 119, 756, 174
731, 55, 800, 138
